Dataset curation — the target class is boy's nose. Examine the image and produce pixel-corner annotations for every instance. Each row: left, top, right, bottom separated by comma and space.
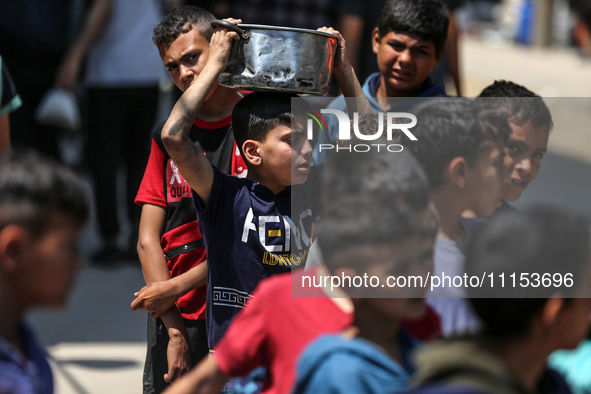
302, 139, 313, 159
398, 49, 412, 65
516, 158, 532, 174
180, 65, 193, 80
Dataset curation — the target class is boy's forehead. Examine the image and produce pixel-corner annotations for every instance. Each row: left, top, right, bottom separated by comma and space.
508, 121, 550, 142
182, 25, 210, 42
383, 31, 436, 49
10, 210, 81, 240
159, 28, 209, 60
46, 210, 83, 231
267, 124, 293, 137
292, 116, 308, 130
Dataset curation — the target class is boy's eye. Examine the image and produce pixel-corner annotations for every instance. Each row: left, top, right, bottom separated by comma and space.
167, 64, 177, 72
414, 48, 430, 56
533, 152, 545, 160
290, 133, 304, 144
506, 144, 519, 153
186, 52, 202, 64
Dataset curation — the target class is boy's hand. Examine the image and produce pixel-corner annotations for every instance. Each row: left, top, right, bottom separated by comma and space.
317, 27, 350, 73
318, 26, 370, 114
131, 281, 178, 318
208, 18, 242, 74
164, 327, 192, 383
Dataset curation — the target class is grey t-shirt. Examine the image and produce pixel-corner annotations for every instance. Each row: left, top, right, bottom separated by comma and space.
428, 218, 485, 337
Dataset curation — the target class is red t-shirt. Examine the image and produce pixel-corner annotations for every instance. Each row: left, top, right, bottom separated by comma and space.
215, 268, 442, 393
214, 268, 352, 394
135, 116, 246, 320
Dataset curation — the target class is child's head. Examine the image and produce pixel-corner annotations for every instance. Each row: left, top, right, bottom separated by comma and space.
318, 147, 437, 319
318, 192, 437, 320
153, 6, 216, 92
232, 92, 312, 191
372, 0, 448, 97
467, 207, 591, 349
0, 151, 89, 310
478, 80, 553, 202
409, 97, 511, 217
323, 138, 430, 212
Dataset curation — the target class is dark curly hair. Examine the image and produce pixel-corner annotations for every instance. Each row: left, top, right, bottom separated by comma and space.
377, 0, 449, 55
153, 6, 215, 50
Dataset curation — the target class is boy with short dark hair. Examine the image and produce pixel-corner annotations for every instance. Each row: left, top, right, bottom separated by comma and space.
373, 0, 448, 97
161, 21, 365, 351
477, 80, 554, 212
410, 207, 591, 393
407, 97, 511, 336
292, 190, 438, 393
0, 150, 89, 393
313, 0, 449, 164
131, 6, 247, 392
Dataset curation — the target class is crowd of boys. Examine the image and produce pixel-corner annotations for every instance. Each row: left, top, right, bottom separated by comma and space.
1, 0, 589, 393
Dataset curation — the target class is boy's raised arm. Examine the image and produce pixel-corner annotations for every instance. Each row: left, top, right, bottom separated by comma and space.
161, 19, 241, 204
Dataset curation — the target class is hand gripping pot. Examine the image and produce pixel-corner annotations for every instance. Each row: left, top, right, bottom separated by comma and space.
211, 20, 337, 95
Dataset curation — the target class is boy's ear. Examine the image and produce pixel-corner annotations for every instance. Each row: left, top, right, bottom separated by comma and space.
447, 157, 467, 189
371, 27, 381, 54
540, 297, 565, 327
242, 140, 262, 166
435, 48, 444, 64
0, 225, 28, 274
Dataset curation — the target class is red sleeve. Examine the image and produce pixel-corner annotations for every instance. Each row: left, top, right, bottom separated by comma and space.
214, 279, 275, 376
135, 139, 167, 208
401, 304, 442, 341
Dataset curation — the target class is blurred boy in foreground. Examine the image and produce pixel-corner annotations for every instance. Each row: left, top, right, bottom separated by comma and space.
0, 150, 89, 393
411, 206, 591, 393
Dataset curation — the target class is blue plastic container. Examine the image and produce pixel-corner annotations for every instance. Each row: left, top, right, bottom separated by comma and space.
516, 0, 536, 45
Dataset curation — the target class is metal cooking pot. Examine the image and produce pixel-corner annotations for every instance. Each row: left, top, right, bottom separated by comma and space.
211, 20, 337, 95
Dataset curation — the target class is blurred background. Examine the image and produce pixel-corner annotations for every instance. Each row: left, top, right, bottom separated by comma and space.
1, 0, 591, 392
